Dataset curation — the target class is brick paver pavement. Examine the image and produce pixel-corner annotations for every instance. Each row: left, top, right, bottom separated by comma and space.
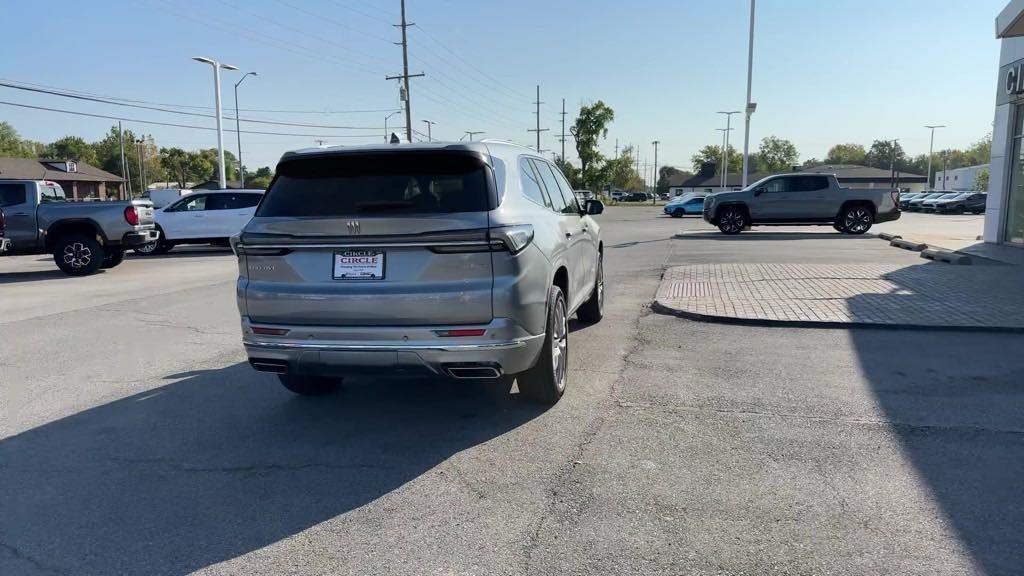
655, 263, 1024, 330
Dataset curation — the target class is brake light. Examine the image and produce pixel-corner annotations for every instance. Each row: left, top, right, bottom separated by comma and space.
251, 326, 290, 336
488, 224, 534, 255
434, 329, 486, 337
124, 205, 140, 225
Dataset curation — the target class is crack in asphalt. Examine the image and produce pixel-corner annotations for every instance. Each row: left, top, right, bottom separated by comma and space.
0, 542, 67, 576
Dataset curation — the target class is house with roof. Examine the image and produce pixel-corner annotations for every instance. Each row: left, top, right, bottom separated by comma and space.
667, 162, 927, 197
0, 158, 125, 200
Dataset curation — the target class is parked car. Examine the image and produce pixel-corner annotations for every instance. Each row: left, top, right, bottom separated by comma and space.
140, 188, 191, 209
663, 195, 706, 217
934, 192, 987, 214
0, 179, 157, 275
610, 190, 625, 201
905, 192, 946, 211
702, 173, 900, 235
136, 189, 264, 255
920, 192, 966, 212
898, 192, 926, 209
233, 142, 605, 403
621, 192, 650, 202
0, 207, 10, 254
574, 190, 594, 203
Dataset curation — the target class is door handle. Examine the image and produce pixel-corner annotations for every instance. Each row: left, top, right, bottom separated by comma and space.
10, 212, 28, 216
565, 232, 573, 238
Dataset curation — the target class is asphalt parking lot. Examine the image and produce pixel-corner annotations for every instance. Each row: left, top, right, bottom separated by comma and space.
2, 208, 1022, 575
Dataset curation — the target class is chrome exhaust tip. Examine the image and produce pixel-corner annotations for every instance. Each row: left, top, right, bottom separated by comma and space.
249, 359, 289, 374
444, 364, 503, 379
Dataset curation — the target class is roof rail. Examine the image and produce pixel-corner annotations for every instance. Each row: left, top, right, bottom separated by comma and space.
479, 139, 531, 149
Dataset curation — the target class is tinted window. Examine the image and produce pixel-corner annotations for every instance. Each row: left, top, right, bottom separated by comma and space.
519, 157, 549, 207
234, 193, 262, 208
790, 176, 829, 192
542, 161, 580, 214
205, 194, 232, 210
532, 159, 566, 212
258, 153, 489, 217
763, 178, 789, 193
0, 183, 27, 207
173, 195, 207, 211
39, 185, 66, 202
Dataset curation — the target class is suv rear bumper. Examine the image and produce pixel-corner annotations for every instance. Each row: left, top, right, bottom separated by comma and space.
875, 207, 901, 223
121, 228, 159, 247
241, 316, 545, 378
0, 237, 10, 254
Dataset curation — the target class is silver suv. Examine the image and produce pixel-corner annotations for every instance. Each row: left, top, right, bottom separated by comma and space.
233, 142, 605, 404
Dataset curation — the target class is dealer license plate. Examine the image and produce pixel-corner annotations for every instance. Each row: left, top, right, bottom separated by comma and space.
333, 250, 385, 280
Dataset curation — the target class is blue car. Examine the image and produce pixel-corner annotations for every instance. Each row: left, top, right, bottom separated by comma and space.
664, 195, 706, 217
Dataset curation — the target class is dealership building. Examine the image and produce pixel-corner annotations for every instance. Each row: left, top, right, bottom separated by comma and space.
989, 1, 1024, 245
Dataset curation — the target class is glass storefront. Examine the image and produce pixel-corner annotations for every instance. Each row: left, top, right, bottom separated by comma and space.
1007, 105, 1024, 244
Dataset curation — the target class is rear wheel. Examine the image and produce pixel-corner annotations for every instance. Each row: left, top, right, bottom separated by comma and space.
518, 285, 568, 405
840, 204, 874, 235
53, 234, 105, 276
671, 208, 684, 218
101, 248, 125, 269
576, 254, 604, 323
278, 374, 343, 396
716, 207, 747, 235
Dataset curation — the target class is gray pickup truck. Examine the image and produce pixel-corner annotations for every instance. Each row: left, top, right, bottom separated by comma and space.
0, 179, 158, 275
702, 173, 901, 235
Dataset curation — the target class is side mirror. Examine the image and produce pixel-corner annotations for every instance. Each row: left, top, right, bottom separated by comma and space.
753, 187, 766, 196
585, 199, 604, 215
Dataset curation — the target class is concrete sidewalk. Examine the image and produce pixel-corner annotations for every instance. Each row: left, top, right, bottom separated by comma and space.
654, 262, 1024, 331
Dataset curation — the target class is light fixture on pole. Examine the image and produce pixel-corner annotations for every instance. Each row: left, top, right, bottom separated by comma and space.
192, 56, 238, 189
422, 119, 436, 142
741, 0, 756, 187
384, 110, 402, 143
924, 125, 945, 190
234, 71, 257, 188
718, 111, 741, 188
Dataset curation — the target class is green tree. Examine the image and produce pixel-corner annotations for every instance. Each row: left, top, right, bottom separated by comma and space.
570, 101, 614, 192
691, 144, 741, 175
42, 136, 97, 165
159, 147, 192, 188
863, 140, 906, 170
656, 166, 689, 194
553, 156, 581, 189
974, 168, 990, 192
756, 136, 799, 173
0, 121, 37, 157
824, 143, 866, 165
253, 166, 273, 179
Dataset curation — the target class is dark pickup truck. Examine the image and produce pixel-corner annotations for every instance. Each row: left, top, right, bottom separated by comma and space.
0, 179, 158, 275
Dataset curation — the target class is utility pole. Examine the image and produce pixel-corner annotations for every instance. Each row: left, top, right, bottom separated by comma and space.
741, 0, 756, 187
135, 139, 147, 193
558, 98, 567, 161
528, 85, 549, 151
614, 138, 619, 159
651, 140, 660, 204
941, 151, 949, 191
387, 0, 424, 143
888, 138, 899, 189
422, 119, 436, 142
716, 128, 730, 189
463, 131, 484, 142
234, 72, 256, 187
924, 125, 945, 189
118, 121, 128, 199
718, 111, 740, 188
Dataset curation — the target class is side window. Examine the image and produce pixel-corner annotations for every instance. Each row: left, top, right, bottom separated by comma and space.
532, 159, 566, 213
205, 194, 234, 210
519, 157, 550, 207
0, 183, 28, 207
545, 162, 581, 214
763, 178, 790, 193
790, 176, 828, 192
174, 195, 207, 211
39, 185, 66, 202
234, 193, 262, 208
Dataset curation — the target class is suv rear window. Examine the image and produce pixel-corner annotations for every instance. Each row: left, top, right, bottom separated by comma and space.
257, 153, 490, 217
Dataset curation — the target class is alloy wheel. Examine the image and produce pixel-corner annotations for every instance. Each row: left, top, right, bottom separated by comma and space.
63, 242, 92, 269
844, 208, 872, 233
550, 297, 568, 392
721, 210, 744, 233
135, 241, 158, 254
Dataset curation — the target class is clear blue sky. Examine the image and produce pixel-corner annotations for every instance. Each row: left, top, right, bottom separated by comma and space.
0, 0, 1006, 177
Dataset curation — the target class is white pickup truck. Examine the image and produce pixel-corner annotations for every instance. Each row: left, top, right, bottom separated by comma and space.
702, 173, 901, 235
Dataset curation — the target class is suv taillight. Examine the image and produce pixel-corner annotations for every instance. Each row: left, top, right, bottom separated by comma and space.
124, 205, 140, 226
891, 191, 900, 209
488, 225, 534, 255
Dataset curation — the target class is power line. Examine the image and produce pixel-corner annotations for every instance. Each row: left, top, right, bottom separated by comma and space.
272, 0, 394, 45
0, 100, 385, 139
0, 82, 387, 130
323, 0, 393, 25
411, 24, 524, 102
386, 0, 424, 143
527, 85, 549, 152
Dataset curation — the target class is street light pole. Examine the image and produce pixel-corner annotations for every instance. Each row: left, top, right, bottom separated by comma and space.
924, 125, 945, 190
718, 111, 741, 189
422, 119, 436, 142
741, 0, 756, 187
193, 56, 238, 189
135, 138, 147, 192
384, 110, 402, 142
716, 128, 730, 190
651, 140, 660, 204
234, 72, 257, 188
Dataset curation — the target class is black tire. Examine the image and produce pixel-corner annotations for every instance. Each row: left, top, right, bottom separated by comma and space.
839, 204, 874, 235
952, 205, 965, 215
716, 206, 747, 235
576, 254, 604, 324
278, 374, 343, 396
518, 285, 568, 405
101, 248, 125, 269
53, 234, 105, 276
670, 208, 684, 218
833, 223, 845, 232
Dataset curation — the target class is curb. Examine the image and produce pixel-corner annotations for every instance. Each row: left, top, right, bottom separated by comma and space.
649, 300, 1024, 334
890, 238, 928, 251
921, 248, 972, 265
878, 232, 902, 241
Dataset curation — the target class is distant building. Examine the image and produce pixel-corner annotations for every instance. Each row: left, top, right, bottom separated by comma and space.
988, 1, 1024, 245
667, 163, 926, 197
934, 164, 989, 191
191, 179, 243, 190
0, 158, 125, 200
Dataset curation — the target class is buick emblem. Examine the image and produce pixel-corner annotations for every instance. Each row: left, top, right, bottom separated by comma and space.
346, 221, 361, 235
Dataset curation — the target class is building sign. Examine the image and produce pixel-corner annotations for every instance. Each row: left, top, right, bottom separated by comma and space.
999, 58, 1024, 105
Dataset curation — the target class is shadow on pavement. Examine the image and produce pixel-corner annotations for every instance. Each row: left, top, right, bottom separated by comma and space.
847, 264, 1024, 574
677, 231, 871, 241
127, 248, 234, 260
0, 268, 84, 284
0, 362, 545, 575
